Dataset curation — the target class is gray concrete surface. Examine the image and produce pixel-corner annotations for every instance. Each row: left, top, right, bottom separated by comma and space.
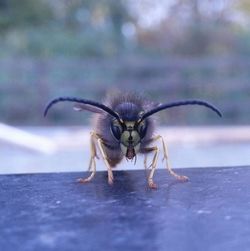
1, 167, 250, 251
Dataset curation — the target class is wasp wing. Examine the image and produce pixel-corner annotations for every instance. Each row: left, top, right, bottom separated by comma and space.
73, 103, 104, 114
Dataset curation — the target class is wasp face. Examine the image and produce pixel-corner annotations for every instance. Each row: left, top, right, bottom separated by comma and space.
111, 119, 147, 160
120, 121, 141, 160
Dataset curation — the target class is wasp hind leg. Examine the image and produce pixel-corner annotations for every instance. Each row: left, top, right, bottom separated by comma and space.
77, 131, 99, 183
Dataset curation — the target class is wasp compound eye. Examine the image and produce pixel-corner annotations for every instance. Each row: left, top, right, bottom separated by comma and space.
137, 121, 147, 139
110, 120, 123, 140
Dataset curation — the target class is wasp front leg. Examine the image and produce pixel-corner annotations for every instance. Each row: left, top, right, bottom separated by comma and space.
96, 138, 114, 185
77, 131, 114, 185
142, 146, 159, 189
153, 135, 189, 181
77, 131, 99, 183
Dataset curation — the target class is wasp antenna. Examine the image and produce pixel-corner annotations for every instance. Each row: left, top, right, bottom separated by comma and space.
141, 100, 222, 121
43, 96, 122, 121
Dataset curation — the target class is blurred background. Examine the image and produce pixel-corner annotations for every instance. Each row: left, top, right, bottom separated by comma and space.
1, 0, 250, 174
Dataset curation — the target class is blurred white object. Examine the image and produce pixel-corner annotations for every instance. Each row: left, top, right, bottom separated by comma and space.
0, 123, 57, 154
1, 126, 250, 174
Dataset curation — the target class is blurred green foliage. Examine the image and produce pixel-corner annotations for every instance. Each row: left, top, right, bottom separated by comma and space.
0, 0, 133, 57
1, 0, 250, 57
0, 0, 250, 125
0, 0, 53, 30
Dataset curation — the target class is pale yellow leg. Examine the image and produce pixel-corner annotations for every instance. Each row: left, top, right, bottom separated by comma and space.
147, 147, 159, 189
77, 132, 97, 183
153, 135, 189, 181
144, 154, 148, 169
96, 138, 114, 185
78, 132, 114, 185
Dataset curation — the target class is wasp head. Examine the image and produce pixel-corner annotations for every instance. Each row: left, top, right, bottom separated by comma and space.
110, 102, 147, 160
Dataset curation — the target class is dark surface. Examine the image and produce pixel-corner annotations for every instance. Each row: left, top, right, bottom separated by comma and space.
0, 167, 250, 251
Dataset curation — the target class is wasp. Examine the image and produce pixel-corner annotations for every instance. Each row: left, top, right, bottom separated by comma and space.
44, 92, 222, 189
